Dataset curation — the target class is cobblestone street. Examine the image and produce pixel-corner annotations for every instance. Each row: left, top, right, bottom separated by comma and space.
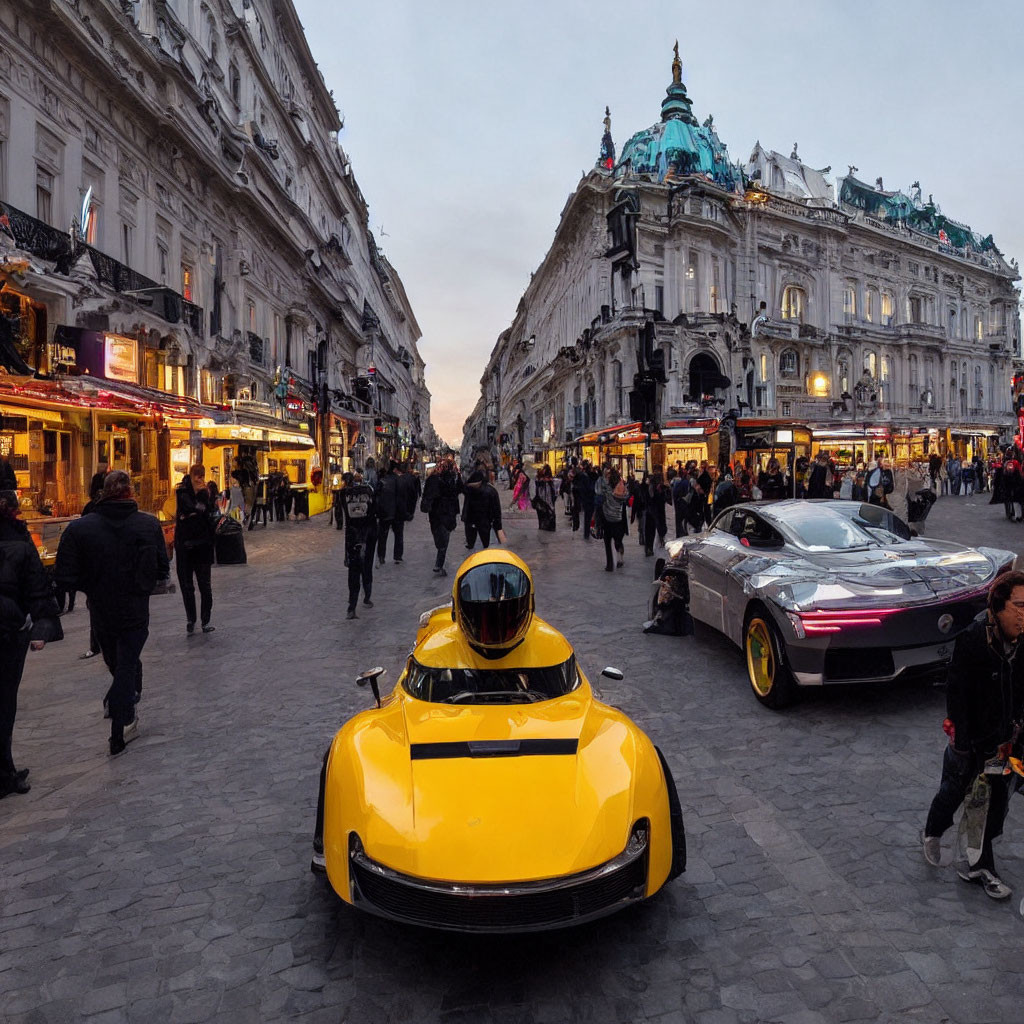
3, 493, 1024, 1023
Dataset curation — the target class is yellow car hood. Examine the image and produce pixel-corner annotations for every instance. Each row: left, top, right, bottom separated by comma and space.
350, 686, 640, 884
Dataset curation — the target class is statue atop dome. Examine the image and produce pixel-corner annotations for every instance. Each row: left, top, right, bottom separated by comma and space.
661, 42, 697, 126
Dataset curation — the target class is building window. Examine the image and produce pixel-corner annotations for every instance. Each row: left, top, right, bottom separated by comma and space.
779, 349, 798, 379
975, 316, 984, 341
36, 167, 54, 223
181, 264, 194, 302
612, 359, 622, 415
247, 300, 256, 332
909, 296, 923, 323
781, 285, 806, 321
838, 355, 850, 395
864, 350, 877, 378
157, 243, 168, 284
864, 288, 878, 323
654, 283, 664, 313
710, 257, 721, 313
122, 223, 132, 265
685, 251, 698, 311
880, 292, 894, 325
229, 63, 241, 106
759, 353, 769, 382
842, 284, 856, 320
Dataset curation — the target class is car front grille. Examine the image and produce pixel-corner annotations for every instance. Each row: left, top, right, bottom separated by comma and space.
349, 836, 648, 932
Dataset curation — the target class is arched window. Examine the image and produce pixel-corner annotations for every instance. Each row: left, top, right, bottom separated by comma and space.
842, 282, 856, 320
865, 287, 879, 323
908, 354, 918, 406
880, 292, 894, 325
863, 350, 877, 378
781, 285, 806, 321
974, 365, 983, 407
779, 348, 799, 379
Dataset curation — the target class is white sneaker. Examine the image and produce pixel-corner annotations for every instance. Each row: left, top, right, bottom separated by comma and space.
122, 718, 140, 746
922, 833, 941, 866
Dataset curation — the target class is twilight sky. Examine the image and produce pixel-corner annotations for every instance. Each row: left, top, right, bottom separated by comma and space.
294, 0, 1024, 445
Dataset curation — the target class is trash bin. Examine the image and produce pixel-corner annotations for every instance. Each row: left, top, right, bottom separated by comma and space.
214, 515, 247, 564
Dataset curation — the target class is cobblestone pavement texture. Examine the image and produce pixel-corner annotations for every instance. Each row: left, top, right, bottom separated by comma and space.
3, 491, 1024, 1023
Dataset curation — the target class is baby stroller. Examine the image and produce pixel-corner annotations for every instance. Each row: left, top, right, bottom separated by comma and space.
906, 488, 937, 532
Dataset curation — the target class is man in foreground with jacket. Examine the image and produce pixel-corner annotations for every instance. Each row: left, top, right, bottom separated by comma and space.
922, 569, 1024, 899
55, 471, 170, 755
340, 471, 377, 619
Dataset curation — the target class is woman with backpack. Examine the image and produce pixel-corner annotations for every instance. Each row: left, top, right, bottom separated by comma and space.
599, 468, 629, 571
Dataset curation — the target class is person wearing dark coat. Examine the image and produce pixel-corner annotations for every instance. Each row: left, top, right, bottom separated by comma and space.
571, 462, 596, 540
175, 465, 216, 634
421, 460, 460, 576
0, 457, 18, 491
462, 471, 507, 550
395, 462, 419, 526
375, 461, 404, 565
55, 471, 170, 756
0, 490, 62, 798
340, 472, 377, 618
805, 453, 834, 499
923, 571, 1024, 899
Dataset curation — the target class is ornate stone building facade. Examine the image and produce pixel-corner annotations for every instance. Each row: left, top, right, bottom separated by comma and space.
0, 0, 430, 492
464, 47, 1020, 468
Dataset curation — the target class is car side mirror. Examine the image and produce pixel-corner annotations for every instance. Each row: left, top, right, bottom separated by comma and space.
601, 666, 624, 681
356, 666, 386, 708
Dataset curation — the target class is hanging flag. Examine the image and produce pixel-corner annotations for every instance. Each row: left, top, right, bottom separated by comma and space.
938, 229, 949, 244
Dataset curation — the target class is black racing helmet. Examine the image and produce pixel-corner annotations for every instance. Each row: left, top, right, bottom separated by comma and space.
453, 550, 534, 652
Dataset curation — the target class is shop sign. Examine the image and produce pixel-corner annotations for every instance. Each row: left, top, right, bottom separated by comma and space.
104, 334, 138, 383
285, 396, 304, 415
0, 432, 13, 458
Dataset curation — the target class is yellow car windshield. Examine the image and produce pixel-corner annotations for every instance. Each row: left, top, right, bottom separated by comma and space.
403, 656, 579, 705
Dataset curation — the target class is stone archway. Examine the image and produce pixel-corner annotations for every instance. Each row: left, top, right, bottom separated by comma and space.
687, 351, 729, 401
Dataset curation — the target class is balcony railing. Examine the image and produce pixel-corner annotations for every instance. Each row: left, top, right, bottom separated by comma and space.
0, 200, 204, 336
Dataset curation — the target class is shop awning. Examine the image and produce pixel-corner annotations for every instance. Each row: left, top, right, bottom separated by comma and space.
574, 422, 642, 445
61, 377, 205, 418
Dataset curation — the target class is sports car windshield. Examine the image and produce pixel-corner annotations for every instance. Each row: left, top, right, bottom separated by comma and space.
778, 507, 881, 551
403, 656, 580, 704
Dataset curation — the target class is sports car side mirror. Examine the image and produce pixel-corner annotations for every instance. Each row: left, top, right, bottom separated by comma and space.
356, 666, 386, 708
601, 667, 624, 681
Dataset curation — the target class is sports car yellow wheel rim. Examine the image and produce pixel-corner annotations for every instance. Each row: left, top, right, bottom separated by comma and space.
746, 618, 776, 696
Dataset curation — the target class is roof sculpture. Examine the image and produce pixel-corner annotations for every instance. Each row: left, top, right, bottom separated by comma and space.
615, 43, 742, 191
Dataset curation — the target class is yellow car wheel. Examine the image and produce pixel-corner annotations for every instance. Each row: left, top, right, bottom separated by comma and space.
744, 611, 795, 709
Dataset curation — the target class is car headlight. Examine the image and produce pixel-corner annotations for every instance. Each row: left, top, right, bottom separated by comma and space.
626, 818, 650, 857
785, 612, 806, 639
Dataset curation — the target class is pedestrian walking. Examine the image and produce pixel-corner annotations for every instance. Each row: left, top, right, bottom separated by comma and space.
805, 452, 834, 499
510, 462, 532, 512
0, 490, 62, 798
395, 461, 419, 555
174, 464, 216, 634
462, 470, 507, 549
922, 570, 1024, 900
55, 471, 169, 756
867, 457, 895, 508
670, 468, 691, 537
362, 457, 378, 491
340, 471, 377, 618
375, 460, 403, 565
0, 455, 17, 491
532, 465, 558, 532
599, 468, 628, 571
421, 458, 460, 576
247, 475, 270, 530
572, 461, 596, 540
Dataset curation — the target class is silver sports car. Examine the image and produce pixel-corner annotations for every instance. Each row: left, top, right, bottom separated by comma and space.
656, 500, 1016, 708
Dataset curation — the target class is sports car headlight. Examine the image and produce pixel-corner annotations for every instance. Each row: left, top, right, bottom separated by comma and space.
626, 818, 650, 857
785, 612, 806, 640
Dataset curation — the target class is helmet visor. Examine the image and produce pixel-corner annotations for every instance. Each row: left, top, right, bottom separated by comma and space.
458, 564, 532, 648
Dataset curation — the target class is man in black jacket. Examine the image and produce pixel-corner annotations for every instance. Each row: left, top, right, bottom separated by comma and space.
340, 471, 377, 619
922, 570, 1024, 898
571, 462, 596, 540
462, 470, 507, 550
421, 459, 460, 576
375, 461, 402, 565
55, 471, 170, 755
175, 465, 215, 634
